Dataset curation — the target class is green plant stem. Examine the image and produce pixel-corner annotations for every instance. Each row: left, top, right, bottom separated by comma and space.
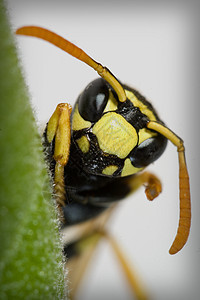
0, 1, 66, 298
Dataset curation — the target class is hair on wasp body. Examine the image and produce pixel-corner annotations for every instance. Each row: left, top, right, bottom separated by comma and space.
16, 26, 191, 298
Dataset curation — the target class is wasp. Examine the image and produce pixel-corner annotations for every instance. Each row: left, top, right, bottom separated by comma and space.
16, 26, 191, 300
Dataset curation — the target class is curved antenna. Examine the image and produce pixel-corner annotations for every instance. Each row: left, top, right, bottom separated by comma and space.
147, 121, 191, 254
16, 26, 126, 103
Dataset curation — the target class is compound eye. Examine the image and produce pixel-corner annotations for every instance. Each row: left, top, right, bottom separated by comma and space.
78, 78, 109, 122
130, 134, 167, 168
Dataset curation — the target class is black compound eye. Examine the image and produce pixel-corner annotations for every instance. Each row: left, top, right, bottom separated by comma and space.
78, 78, 109, 122
129, 134, 168, 168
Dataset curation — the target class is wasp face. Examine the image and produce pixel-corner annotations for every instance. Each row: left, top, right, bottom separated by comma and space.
72, 78, 167, 177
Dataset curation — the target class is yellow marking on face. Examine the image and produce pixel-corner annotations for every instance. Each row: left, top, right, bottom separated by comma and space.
103, 90, 118, 113
102, 165, 118, 176
125, 90, 157, 121
92, 112, 138, 159
138, 128, 157, 145
72, 104, 92, 131
76, 136, 90, 153
121, 158, 143, 177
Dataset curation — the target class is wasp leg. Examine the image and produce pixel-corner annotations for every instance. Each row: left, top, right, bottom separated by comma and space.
99, 230, 149, 300
66, 229, 149, 300
65, 206, 116, 299
66, 232, 102, 300
46, 103, 72, 211
127, 171, 162, 201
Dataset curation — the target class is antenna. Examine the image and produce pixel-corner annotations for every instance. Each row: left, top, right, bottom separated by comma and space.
16, 26, 126, 103
147, 121, 191, 254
